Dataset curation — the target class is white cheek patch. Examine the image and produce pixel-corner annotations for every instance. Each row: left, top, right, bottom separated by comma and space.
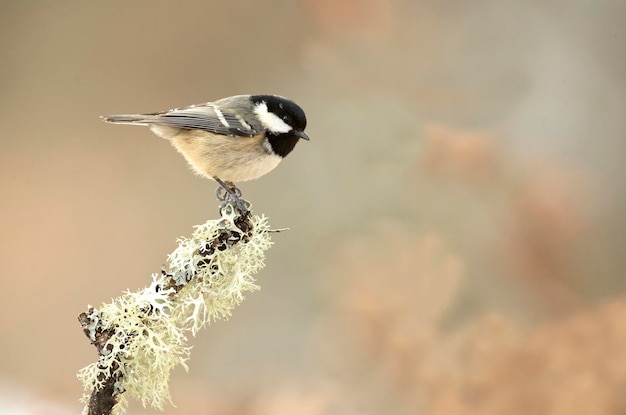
254, 101, 292, 134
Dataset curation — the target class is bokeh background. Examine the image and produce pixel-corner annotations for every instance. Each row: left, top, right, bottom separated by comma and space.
2, 1, 626, 414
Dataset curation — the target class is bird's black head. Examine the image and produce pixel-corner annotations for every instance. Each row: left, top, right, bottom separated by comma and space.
251, 95, 309, 158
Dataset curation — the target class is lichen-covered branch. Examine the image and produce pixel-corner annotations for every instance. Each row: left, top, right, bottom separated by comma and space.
77, 202, 272, 415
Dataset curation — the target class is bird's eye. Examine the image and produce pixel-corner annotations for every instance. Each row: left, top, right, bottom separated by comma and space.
282, 115, 290, 124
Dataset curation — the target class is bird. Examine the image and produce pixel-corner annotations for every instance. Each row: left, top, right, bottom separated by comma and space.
102, 94, 309, 209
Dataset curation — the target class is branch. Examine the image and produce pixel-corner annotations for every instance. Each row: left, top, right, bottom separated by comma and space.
77, 201, 272, 415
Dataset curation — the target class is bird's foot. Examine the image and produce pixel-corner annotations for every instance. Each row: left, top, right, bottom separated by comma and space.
214, 177, 249, 215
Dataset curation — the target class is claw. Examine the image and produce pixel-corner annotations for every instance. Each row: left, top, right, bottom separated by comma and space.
215, 186, 229, 201
213, 176, 249, 215
219, 198, 250, 216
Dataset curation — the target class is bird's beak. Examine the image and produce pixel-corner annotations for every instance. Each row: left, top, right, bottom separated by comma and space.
295, 130, 310, 141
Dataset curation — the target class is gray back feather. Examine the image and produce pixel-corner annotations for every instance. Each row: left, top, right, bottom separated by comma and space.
104, 95, 263, 137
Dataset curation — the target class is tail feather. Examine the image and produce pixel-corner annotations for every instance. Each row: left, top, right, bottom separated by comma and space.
101, 114, 157, 126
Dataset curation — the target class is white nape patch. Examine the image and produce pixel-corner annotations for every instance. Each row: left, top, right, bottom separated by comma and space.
210, 104, 230, 128
254, 101, 292, 134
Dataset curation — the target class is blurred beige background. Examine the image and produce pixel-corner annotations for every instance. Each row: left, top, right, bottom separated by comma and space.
1, 1, 625, 414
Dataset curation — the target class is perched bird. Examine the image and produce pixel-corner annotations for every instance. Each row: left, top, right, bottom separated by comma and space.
102, 94, 309, 205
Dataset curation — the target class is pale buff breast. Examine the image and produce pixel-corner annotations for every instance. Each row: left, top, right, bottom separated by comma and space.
151, 125, 282, 182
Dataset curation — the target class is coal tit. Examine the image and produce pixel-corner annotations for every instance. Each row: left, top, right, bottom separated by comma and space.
102, 95, 309, 190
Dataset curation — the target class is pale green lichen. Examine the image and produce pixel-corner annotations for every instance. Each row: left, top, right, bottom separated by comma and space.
78, 208, 272, 414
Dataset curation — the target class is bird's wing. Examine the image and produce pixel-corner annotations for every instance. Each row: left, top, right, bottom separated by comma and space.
148, 103, 261, 137
104, 102, 262, 137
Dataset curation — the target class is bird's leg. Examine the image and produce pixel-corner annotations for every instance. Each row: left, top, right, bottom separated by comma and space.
214, 176, 241, 200
213, 176, 248, 214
